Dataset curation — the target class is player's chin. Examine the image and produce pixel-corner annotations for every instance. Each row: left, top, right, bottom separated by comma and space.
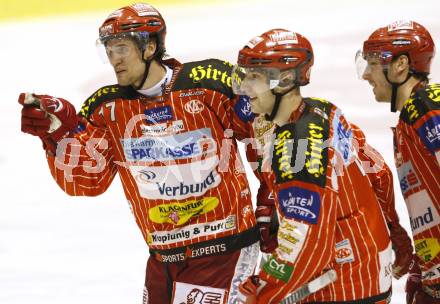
116, 77, 130, 86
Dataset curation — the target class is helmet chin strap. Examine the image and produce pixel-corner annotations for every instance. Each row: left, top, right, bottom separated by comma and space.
265, 85, 297, 121
133, 58, 152, 90
383, 69, 412, 112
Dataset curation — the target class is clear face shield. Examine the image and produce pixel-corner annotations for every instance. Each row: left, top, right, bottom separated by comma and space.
355, 49, 393, 79
96, 32, 149, 63
231, 65, 294, 97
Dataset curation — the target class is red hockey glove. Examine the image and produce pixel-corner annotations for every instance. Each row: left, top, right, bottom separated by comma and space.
19, 93, 78, 154
406, 255, 422, 304
389, 222, 414, 279
239, 275, 259, 304
256, 187, 278, 253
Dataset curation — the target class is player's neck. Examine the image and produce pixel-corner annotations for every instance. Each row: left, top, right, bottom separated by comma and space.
273, 88, 302, 126
395, 76, 423, 111
140, 60, 167, 90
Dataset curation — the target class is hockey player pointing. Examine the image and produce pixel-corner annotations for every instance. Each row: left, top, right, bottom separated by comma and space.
17, 3, 265, 303
233, 29, 409, 303
357, 20, 440, 304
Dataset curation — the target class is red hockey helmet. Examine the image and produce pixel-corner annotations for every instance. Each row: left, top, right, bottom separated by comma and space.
361, 20, 435, 75
235, 29, 314, 87
97, 3, 166, 60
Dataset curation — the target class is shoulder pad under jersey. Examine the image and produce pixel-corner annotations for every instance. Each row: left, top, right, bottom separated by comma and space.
272, 97, 332, 188
173, 59, 235, 99
400, 83, 440, 125
79, 85, 139, 119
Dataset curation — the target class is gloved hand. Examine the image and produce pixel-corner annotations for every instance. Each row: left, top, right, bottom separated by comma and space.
19, 93, 78, 154
406, 255, 422, 304
239, 275, 260, 304
389, 222, 414, 279
256, 187, 278, 253
412, 289, 440, 304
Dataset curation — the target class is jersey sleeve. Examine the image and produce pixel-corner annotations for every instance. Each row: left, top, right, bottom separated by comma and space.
257, 121, 337, 302
45, 90, 118, 196
351, 124, 400, 224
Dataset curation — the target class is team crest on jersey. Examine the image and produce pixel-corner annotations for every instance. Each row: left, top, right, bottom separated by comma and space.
184, 99, 205, 114
335, 239, 355, 264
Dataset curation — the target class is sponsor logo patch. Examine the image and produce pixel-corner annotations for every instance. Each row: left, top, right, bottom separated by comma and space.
130, 156, 220, 200
246, 36, 264, 49
171, 282, 227, 304
402, 97, 420, 123
131, 3, 159, 17
141, 119, 185, 136
278, 187, 321, 224
417, 115, 440, 153
144, 105, 173, 123
268, 30, 298, 45
332, 110, 353, 164
276, 219, 308, 262
122, 128, 214, 161
422, 264, 440, 281
335, 239, 355, 264
263, 255, 294, 283
148, 215, 236, 246
234, 95, 255, 122
179, 90, 205, 98
407, 190, 440, 234
189, 63, 233, 88
157, 243, 228, 263
397, 161, 421, 195
388, 20, 414, 31
378, 243, 393, 293
273, 128, 295, 182
415, 238, 440, 263
149, 197, 219, 225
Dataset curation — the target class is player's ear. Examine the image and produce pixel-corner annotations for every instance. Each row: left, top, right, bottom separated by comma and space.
143, 39, 157, 60
390, 54, 410, 81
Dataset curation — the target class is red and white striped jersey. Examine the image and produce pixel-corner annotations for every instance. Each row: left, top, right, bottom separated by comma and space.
251, 98, 392, 303
46, 58, 259, 254
393, 83, 440, 285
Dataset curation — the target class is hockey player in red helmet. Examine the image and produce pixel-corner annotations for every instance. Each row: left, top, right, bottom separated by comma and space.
17, 3, 272, 303
234, 29, 411, 303
358, 20, 440, 304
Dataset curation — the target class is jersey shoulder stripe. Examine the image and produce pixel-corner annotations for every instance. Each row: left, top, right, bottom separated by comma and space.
401, 83, 440, 126
173, 58, 234, 99
272, 97, 332, 188
79, 85, 139, 119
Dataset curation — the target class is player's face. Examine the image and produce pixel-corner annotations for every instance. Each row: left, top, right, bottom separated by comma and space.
242, 71, 275, 114
106, 38, 146, 87
362, 57, 392, 102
